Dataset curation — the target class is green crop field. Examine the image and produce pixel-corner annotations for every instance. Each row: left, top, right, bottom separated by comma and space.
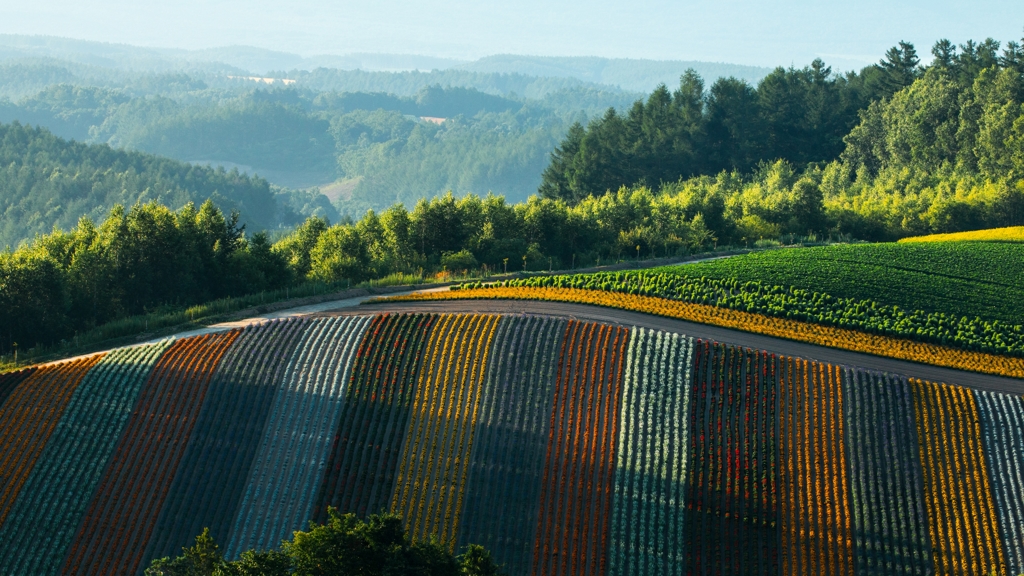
661, 243, 1024, 325
481, 241, 1024, 357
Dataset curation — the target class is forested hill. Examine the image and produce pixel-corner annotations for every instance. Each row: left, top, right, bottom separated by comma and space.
540, 38, 1024, 208
0, 122, 326, 247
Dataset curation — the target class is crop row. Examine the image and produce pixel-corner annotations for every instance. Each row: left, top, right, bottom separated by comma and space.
0, 366, 36, 409
532, 320, 628, 576
460, 269, 1024, 357
609, 327, 693, 575
0, 340, 172, 575
912, 379, 1006, 575
0, 353, 105, 528
312, 314, 436, 526
841, 370, 930, 575
144, 318, 309, 564
2, 313, 1024, 575
389, 286, 1024, 379
456, 315, 567, 575
686, 341, 778, 576
778, 358, 852, 575
63, 331, 238, 576
391, 314, 500, 546
226, 315, 372, 557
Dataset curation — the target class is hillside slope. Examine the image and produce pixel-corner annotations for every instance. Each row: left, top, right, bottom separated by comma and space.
0, 122, 322, 247
0, 311, 1021, 575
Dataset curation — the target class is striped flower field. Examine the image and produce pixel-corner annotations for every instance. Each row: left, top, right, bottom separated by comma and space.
0, 312, 1022, 575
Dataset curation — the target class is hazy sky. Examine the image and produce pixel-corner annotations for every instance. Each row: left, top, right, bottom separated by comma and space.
3, 0, 1023, 69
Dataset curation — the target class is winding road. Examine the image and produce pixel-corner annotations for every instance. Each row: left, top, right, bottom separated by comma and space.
318, 298, 1024, 395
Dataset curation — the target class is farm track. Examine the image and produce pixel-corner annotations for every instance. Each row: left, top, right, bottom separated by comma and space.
333, 300, 1024, 394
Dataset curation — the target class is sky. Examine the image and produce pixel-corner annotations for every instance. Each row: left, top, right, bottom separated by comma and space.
2, 0, 1023, 69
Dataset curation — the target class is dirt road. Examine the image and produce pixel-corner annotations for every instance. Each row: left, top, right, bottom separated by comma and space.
320, 299, 1024, 395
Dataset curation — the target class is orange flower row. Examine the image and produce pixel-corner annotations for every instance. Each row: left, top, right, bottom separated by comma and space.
378, 287, 1024, 379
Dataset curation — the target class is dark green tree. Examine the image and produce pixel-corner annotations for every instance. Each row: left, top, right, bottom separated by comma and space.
145, 511, 503, 576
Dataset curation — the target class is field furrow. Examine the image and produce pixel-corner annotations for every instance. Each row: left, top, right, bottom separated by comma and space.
0, 341, 172, 576
224, 316, 371, 557
0, 354, 104, 529
143, 318, 308, 565
61, 331, 237, 576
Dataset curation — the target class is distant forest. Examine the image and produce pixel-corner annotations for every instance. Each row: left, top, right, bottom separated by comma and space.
4, 35, 1024, 355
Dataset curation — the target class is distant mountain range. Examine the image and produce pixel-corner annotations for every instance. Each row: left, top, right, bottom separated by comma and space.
0, 35, 773, 92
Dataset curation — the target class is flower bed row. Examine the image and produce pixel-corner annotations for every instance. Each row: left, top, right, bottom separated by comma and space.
455, 315, 566, 574
391, 314, 499, 547
0, 341, 171, 576
62, 331, 237, 576
227, 315, 371, 557
379, 287, 1024, 378
458, 267, 1024, 357
1, 312, 1024, 575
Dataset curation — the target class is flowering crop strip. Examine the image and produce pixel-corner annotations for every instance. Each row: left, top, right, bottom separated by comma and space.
608, 327, 693, 576
62, 331, 238, 576
976, 390, 1024, 574
841, 369, 930, 575
531, 320, 628, 576
143, 318, 308, 566
226, 315, 371, 557
684, 341, 779, 576
455, 315, 567, 574
778, 358, 853, 576
911, 379, 1008, 575
0, 353, 104, 529
0, 367, 36, 409
0, 340, 173, 576
310, 314, 435, 528
391, 314, 500, 547
381, 287, 1024, 378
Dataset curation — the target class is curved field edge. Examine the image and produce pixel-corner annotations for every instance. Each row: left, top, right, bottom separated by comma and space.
899, 226, 1024, 243
374, 287, 1024, 379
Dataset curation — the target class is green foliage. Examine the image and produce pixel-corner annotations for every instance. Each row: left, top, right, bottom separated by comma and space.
144, 510, 503, 576
491, 242, 1024, 357
0, 121, 304, 248
539, 59, 873, 202
0, 199, 291, 353
665, 243, 1024, 324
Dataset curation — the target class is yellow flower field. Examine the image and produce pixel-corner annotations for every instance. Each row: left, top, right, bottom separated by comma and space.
898, 226, 1024, 243
378, 286, 1024, 379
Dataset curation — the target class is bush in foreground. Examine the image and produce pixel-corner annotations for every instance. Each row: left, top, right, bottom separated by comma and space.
145, 509, 501, 576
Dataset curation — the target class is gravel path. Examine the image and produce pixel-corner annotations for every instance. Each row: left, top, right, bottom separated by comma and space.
319, 299, 1024, 395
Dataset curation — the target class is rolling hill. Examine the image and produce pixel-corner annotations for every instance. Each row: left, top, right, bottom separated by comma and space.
0, 310, 1020, 575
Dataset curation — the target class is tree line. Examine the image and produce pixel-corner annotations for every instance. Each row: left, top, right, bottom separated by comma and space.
5, 35, 1024, 355
539, 37, 1024, 204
